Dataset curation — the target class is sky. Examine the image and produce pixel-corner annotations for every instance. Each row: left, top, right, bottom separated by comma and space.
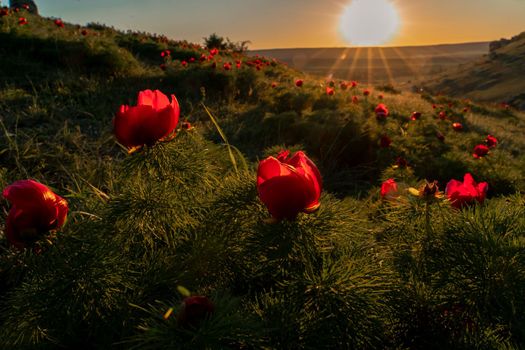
15, 0, 525, 49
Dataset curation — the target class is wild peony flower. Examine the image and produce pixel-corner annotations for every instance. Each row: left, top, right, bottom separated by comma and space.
350, 81, 358, 88
445, 173, 488, 209
340, 81, 348, 90
452, 122, 463, 131
295, 79, 304, 87
209, 48, 219, 56
257, 150, 322, 221
363, 89, 370, 96
113, 89, 180, 152
18, 17, 27, 25
436, 132, 445, 142
271, 82, 278, 88
326, 87, 335, 96
486, 135, 498, 148
81, 29, 88, 36
54, 19, 64, 28
352, 96, 359, 104
438, 111, 447, 120
411, 111, 421, 121
0, 8, 9, 17
375, 103, 389, 119
472, 144, 489, 159
3, 180, 68, 249
177, 296, 215, 328
223, 62, 232, 70
381, 178, 398, 200
181, 60, 188, 67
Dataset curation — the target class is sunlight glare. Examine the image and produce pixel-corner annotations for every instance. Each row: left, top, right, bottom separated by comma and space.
339, 0, 401, 46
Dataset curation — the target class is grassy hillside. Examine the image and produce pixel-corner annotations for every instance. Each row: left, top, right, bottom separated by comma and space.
251, 42, 488, 85
425, 32, 525, 110
1, 9, 525, 349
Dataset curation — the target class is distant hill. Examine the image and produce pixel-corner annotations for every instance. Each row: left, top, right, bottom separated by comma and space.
251, 42, 489, 84
425, 32, 525, 110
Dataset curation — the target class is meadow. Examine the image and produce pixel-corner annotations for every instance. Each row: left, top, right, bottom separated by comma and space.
251, 42, 489, 86
1, 9, 525, 349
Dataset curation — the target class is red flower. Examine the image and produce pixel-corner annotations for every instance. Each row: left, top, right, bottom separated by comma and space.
381, 178, 398, 200
54, 19, 64, 28
486, 135, 498, 148
472, 144, 489, 159
22, 4, 30, 10
113, 90, 180, 151
257, 151, 322, 221
326, 87, 335, 96
295, 79, 304, 87
351, 81, 358, 88
452, 122, 463, 131
411, 111, 421, 121
432, 104, 437, 109
159, 63, 167, 71
223, 62, 232, 70
0, 8, 8, 17
380, 135, 392, 148
375, 103, 389, 119
3, 180, 68, 249
81, 29, 88, 36
352, 96, 359, 104
363, 89, 370, 96
436, 132, 445, 142
189, 57, 195, 63
438, 111, 447, 120
378, 94, 384, 99
18, 17, 27, 25
271, 82, 278, 88
445, 173, 488, 209
181, 121, 193, 130
181, 60, 188, 67
209, 48, 219, 56
340, 82, 348, 90
177, 296, 215, 328
463, 107, 469, 113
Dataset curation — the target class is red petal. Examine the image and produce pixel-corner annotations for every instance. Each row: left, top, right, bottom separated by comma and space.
257, 157, 295, 187
137, 90, 171, 111
258, 173, 310, 220
286, 152, 322, 207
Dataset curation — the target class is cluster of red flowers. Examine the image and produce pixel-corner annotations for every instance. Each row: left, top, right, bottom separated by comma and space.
472, 135, 498, 159
381, 173, 488, 209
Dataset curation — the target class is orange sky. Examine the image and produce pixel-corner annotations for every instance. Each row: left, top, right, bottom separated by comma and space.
38, 0, 525, 49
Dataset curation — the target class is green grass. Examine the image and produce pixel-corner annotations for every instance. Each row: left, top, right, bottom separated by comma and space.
0, 11, 525, 349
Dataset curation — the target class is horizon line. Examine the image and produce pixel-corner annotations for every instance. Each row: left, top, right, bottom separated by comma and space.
249, 40, 492, 52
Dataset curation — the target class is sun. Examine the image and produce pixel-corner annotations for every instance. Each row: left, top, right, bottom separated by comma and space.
339, 0, 401, 46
